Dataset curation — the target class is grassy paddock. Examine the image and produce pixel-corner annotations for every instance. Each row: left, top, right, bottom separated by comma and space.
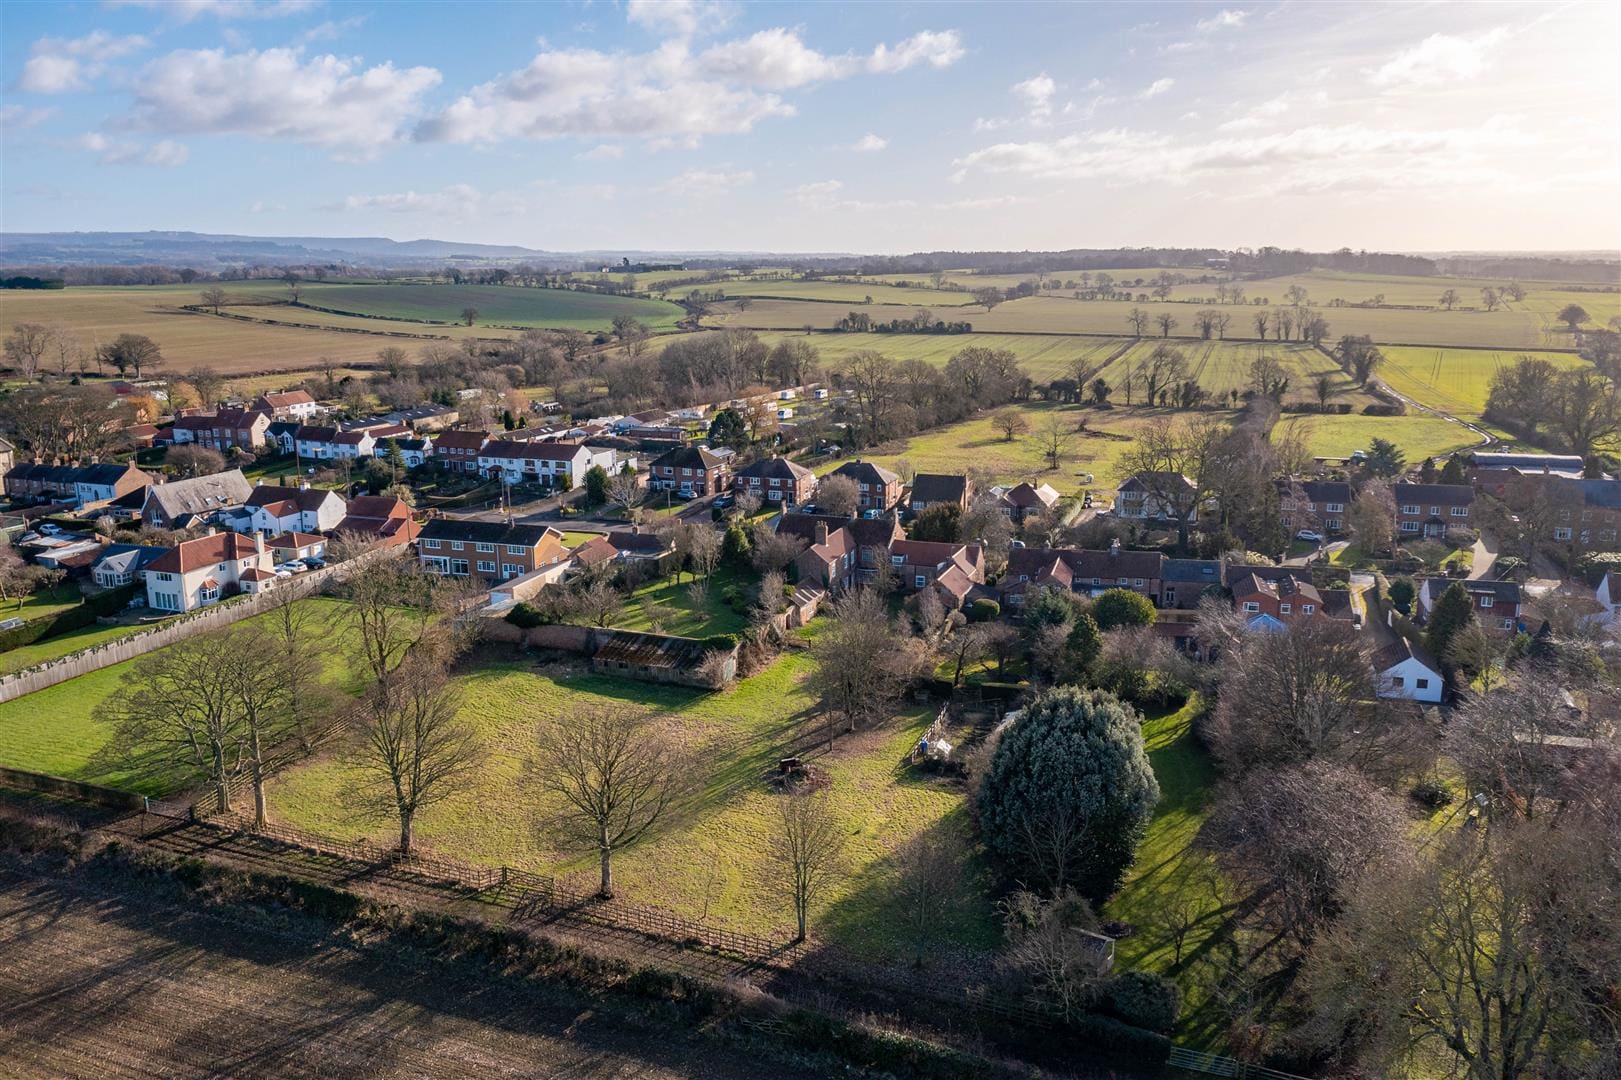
268, 652, 999, 960
288, 282, 685, 332
1378, 346, 1592, 420
1277, 412, 1483, 461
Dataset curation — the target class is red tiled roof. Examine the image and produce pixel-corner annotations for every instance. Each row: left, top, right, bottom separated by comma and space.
268, 531, 325, 548
147, 532, 262, 575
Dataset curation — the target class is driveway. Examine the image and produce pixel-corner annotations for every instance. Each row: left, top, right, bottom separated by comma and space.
1468, 532, 1499, 579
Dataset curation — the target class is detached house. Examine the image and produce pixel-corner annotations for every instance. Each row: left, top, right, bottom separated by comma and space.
141, 468, 253, 529
888, 538, 985, 606
1417, 577, 1522, 633
145, 530, 277, 612
1115, 472, 1199, 524
735, 456, 816, 505
1230, 571, 1327, 630
334, 495, 420, 549
417, 518, 568, 581
648, 445, 732, 497
1394, 482, 1473, 538
908, 473, 972, 515
778, 512, 904, 581
243, 484, 347, 536
254, 390, 323, 421
1276, 479, 1352, 535
827, 460, 901, 513
993, 481, 1061, 524
1374, 637, 1445, 704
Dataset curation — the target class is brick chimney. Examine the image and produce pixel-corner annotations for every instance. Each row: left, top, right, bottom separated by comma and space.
1109, 538, 1121, 557
815, 521, 829, 546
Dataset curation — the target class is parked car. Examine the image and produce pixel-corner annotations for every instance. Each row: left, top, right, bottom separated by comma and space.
1296, 529, 1324, 543
282, 560, 309, 573
712, 494, 735, 509
38, 523, 61, 535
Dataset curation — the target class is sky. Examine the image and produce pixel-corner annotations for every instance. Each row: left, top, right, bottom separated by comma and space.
1, 0, 1617, 255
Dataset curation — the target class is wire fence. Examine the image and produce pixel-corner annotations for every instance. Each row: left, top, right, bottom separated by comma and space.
1166, 1047, 1313, 1079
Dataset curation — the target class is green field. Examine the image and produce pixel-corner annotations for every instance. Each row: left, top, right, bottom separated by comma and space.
292, 282, 685, 332
268, 652, 998, 959
615, 566, 748, 638
0, 598, 361, 792
0, 620, 152, 677
1277, 412, 1482, 461
1378, 346, 1593, 420
679, 279, 974, 307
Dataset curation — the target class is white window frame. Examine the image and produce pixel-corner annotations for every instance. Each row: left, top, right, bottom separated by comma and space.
506, 544, 527, 555
423, 538, 441, 549
1242, 601, 1260, 613
477, 560, 496, 574
476, 542, 496, 553
914, 574, 926, 589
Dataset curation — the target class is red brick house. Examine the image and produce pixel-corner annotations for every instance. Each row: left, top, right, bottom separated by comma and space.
1230, 571, 1327, 628
1394, 482, 1473, 538
887, 538, 984, 606
735, 455, 815, 505
908, 473, 971, 514
334, 495, 420, 548
827, 460, 901, 513
1417, 577, 1523, 634
793, 520, 859, 592
1000, 543, 1165, 607
1276, 479, 1352, 535
432, 429, 490, 474
649, 445, 731, 497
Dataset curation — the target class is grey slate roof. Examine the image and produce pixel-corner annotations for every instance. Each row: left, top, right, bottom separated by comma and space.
143, 469, 252, 521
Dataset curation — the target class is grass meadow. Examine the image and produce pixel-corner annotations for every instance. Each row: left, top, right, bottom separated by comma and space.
1277, 412, 1483, 461
291, 282, 685, 332
267, 651, 999, 961
1377, 346, 1593, 420
0, 598, 363, 792
673, 278, 975, 307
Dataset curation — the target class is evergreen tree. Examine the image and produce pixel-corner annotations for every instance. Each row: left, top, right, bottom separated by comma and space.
584, 464, 610, 506
708, 408, 749, 450
1439, 453, 1468, 484
1092, 588, 1156, 630
909, 503, 961, 543
1425, 581, 1477, 675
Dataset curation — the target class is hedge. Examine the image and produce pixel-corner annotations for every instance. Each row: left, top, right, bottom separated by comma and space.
1061, 1013, 1172, 1065
1362, 403, 1405, 416
0, 583, 140, 655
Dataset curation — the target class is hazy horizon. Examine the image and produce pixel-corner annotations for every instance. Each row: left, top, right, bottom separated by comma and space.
3, 1, 1618, 254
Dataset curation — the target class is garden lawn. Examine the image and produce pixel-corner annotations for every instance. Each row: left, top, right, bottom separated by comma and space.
0, 584, 86, 624
0, 621, 151, 676
267, 651, 999, 961
0, 598, 363, 793
615, 567, 749, 638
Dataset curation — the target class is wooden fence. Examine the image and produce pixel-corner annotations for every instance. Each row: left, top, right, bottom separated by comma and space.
0, 544, 406, 705
0, 766, 145, 811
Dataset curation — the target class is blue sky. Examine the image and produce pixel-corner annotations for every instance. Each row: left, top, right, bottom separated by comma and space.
2, 0, 1616, 254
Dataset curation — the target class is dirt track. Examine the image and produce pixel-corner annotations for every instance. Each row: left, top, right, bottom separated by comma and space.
0, 864, 811, 1080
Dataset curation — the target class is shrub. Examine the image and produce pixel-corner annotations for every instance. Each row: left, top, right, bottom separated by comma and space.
1362, 403, 1405, 416
977, 685, 1159, 903
1386, 577, 1415, 615
505, 603, 543, 629
703, 633, 740, 651
1410, 778, 1456, 809
1091, 588, 1156, 631
1060, 1013, 1172, 1065
1444, 526, 1478, 547
968, 598, 1000, 622
1102, 971, 1180, 1034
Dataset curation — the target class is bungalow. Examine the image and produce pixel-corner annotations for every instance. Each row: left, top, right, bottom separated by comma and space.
735, 455, 816, 506
827, 460, 902, 513
333, 495, 419, 548
417, 518, 569, 581
432, 429, 489, 474
908, 473, 971, 515
1115, 472, 1198, 524
478, 439, 617, 489
607, 529, 677, 562
141, 468, 253, 529
72, 462, 153, 510
888, 538, 985, 604
253, 390, 324, 421
648, 445, 732, 498
1374, 636, 1445, 704
1276, 479, 1352, 536
243, 484, 347, 536
145, 530, 277, 612
1394, 482, 1473, 538
1416, 577, 1522, 633
90, 543, 168, 588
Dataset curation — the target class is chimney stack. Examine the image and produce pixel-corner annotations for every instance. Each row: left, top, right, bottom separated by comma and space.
815, 521, 829, 546
254, 531, 265, 558
1109, 538, 1121, 557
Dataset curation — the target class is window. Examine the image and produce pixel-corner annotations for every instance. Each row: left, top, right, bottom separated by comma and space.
1416, 678, 1430, 690
449, 541, 465, 551
1133, 578, 1144, 587
1281, 515, 1293, 527
914, 575, 926, 589
506, 544, 527, 555
891, 554, 904, 565
1502, 618, 1515, 630
200, 584, 220, 602
1429, 505, 1441, 516
1479, 595, 1493, 608
1280, 603, 1292, 614
1163, 589, 1176, 604
477, 560, 496, 574
450, 559, 469, 576
1326, 502, 1345, 513
503, 564, 522, 578
1555, 527, 1573, 540
156, 572, 174, 582
1302, 604, 1316, 615
476, 542, 496, 553
1242, 602, 1260, 613
1117, 577, 1128, 585
1452, 506, 1469, 517
1391, 676, 1405, 688
1400, 504, 1420, 515
1401, 521, 1421, 533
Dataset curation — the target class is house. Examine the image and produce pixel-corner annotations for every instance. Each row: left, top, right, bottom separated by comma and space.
30, 537, 106, 573
105, 486, 149, 522
168, 414, 214, 445
268, 531, 327, 563
380, 404, 459, 431
1416, 577, 1523, 633
478, 439, 616, 488
778, 512, 904, 578
1394, 482, 1473, 538
199, 407, 272, 451
1548, 478, 1621, 552
1276, 479, 1352, 535
735, 455, 816, 505
374, 435, 433, 468
908, 473, 971, 515
145, 530, 277, 612
417, 518, 569, 581
1374, 636, 1445, 704
294, 425, 340, 461
90, 543, 167, 588
265, 420, 300, 455
243, 484, 347, 536
648, 445, 732, 497
0, 436, 12, 478
1231, 570, 1327, 629
827, 460, 901, 513
568, 535, 619, 574
1001, 543, 1165, 607
332, 429, 376, 459
253, 390, 324, 421
334, 495, 419, 548
141, 468, 253, 529
793, 520, 860, 592
72, 462, 153, 510
1159, 558, 1223, 609
1115, 472, 1198, 524
123, 424, 160, 450
607, 529, 676, 562
887, 538, 985, 604
4, 463, 81, 503
432, 429, 489, 474
993, 481, 1061, 524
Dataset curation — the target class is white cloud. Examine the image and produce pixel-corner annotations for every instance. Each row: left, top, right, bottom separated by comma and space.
340, 183, 528, 218
792, 179, 844, 206
129, 47, 441, 157
1012, 73, 1057, 122
852, 132, 888, 152
17, 30, 149, 94
104, 0, 320, 22
0, 104, 56, 127
1196, 9, 1249, 31
659, 168, 754, 197
1370, 28, 1509, 90
69, 131, 189, 166
248, 200, 287, 213
578, 143, 625, 160
626, 0, 734, 37
417, 26, 961, 145
1139, 77, 1174, 99
1217, 94, 1289, 131
299, 16, 370, 44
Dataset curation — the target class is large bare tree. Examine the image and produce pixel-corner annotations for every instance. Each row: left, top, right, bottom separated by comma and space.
770, 787, 845, 942
531, 704, 687, 897
806, 588, 923, 747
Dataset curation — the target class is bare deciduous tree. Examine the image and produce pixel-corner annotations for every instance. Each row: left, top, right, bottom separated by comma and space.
770, 788, 845, 942
814, 474, 860, 517
991, 408, 1031, 441
532, 705, 687, 897
806, 588, 924, 747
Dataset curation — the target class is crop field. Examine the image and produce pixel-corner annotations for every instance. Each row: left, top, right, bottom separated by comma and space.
1378, 346, 1592, 420
675, 279, 974, 307
268, 653, 997, 960
216, 303, 511, 342
0, 870, 786, 1080
0, 598, 361, 793
290, 282, 685, 332
0, 285, 435, 372
1277, 412, 1482, 462
720, 293, 1566, 348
